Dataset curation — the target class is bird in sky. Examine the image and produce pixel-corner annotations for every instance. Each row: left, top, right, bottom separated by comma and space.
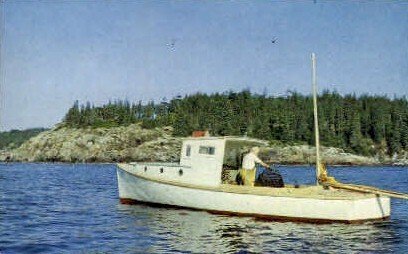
166, 39, 177, 51
271, 37, 278, 44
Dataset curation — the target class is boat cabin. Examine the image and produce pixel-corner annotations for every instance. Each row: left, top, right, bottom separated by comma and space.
129, 136, 267, 187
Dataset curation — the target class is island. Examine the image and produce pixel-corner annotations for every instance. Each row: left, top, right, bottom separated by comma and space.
1, 91, 407, 165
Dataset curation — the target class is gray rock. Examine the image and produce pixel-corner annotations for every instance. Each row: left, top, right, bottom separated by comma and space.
2, 124, 403, 165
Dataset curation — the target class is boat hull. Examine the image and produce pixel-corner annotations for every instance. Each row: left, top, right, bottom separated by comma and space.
117, 166, 390, 223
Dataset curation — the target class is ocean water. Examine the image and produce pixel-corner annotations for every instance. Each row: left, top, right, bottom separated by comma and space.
0, 163, 407, 253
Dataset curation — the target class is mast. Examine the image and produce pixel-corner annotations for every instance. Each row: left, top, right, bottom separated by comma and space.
311, 53, 321, 185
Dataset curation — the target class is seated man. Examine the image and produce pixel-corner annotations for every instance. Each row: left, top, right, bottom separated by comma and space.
239, 147, 269, 187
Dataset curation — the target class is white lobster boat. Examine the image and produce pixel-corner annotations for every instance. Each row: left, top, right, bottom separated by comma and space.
117, 135, 390, 223
116, 53, 405, 223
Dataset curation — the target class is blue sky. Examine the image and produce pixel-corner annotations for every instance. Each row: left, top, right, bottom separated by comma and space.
1, 1, 407, 130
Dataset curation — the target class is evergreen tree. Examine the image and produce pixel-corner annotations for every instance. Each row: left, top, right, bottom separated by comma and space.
62, 90, 408, 156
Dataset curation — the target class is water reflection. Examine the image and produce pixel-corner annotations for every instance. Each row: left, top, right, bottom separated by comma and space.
117, 203, 402, 253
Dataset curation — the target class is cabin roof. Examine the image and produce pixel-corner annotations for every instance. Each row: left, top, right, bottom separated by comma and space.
181, 136, 268, 145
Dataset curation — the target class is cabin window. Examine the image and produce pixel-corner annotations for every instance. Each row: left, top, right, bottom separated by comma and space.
199, 146, 215, 155
186, 145, 191, 157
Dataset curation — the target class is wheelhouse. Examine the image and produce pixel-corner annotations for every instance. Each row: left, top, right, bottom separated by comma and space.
180, 136, 267, 186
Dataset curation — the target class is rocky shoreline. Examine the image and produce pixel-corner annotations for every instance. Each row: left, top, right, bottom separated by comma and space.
1, 124, 407, 165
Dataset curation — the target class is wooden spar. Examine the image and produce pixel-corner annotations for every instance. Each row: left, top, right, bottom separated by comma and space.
309, 54, 408, 200
309, 58, 408, 200
311, 53, 321, 185
325, 182, 408, 200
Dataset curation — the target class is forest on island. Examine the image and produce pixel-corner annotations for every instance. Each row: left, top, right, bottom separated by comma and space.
0, 128, 48, 150
63, 90, 408, 157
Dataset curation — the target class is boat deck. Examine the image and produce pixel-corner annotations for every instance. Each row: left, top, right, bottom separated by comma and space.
219, 184, 374, 200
